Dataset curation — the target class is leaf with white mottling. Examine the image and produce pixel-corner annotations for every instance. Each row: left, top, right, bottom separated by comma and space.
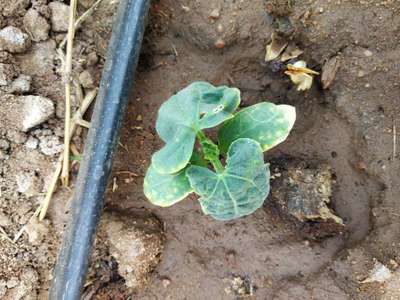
144, 165, 193, 207
218, 102, 296, 153
186, 138, 270, 220
152, 82, 240, 174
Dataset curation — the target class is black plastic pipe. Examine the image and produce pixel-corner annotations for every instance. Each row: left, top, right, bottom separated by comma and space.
50, 0, 150, 298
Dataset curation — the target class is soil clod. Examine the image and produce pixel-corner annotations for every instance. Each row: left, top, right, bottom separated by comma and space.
0, 26, 31, 53
270, 159, 345, 239
98, 210, 165, 290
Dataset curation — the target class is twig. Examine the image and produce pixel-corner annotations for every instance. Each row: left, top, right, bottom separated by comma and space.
39, 90, 97, 221
118, 142, 129, 152
75, 118, 91, 128
13, 206, 41, 243
40, 1, 101, 220
171, 43, 178, 58
112, 177, 118, 192
39, 158, 63, 221
70, 143, 81, 157
56, 0, 103, 65
74, 77, 84, 104
59, 0, 104, 50
393, 117, 396, 160
0, 226, 13, 243
61, 0, 78, 187
115, 171, 139, 176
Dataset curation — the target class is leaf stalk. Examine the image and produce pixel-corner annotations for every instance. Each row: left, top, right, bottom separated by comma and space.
197, 131, 224, 173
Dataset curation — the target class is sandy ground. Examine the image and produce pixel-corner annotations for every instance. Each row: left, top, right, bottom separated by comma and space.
1, 0, 400, 299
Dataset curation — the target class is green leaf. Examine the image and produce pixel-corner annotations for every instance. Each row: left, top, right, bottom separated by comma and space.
218, 102, 296, 153
199, 86, 241, 129
151, 127, 196, 175
144, 165, 193, 207
186, 138, 270, 220
152, 82, 240, 174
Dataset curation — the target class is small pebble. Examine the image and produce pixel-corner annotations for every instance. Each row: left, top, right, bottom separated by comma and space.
23, 8, 50, 42
0, 63, 17, 86
181, 5, 190, 12
356, 161, 367, 171
25, 136, 39, 149
86, 52, 98, 66
21, 95, 55, 132
48, 2, 70, 32
0, 213, 10, 227
161, 277, 171, 288
25, 218, 49, 245
225, 249, 236, 265
210, 8, 220, 19
10, 74, 31, 93
364, 49, 373, 57
0, 26, 31, 53
390, 259, 398, 269
0, 139, 10, 150
79, 70, 95, 89
362, 261, 392, 283
15, 172, 40, 196
357, 70, 365, 77
0, 150, 8, 160
38, 134, 63, 156
217, 23, 224, 33
214, 38, 225, 49
6, 130, 26, 144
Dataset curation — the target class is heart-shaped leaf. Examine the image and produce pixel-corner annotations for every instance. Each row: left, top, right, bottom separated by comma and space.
144, 165, 193, 207
218, 102, 296, 153
152, 82, 240, 174
186, 138, 270, 220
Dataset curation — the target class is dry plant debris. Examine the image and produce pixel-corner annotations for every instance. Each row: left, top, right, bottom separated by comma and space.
39, 89, 97, 221
284, 60, 319, 91
60, 0, 78, 187
321, 56, 340, 89
265, 32, 319, 91
265, 33, 288, 61
280, 44, 303, 62
36, 1, 104, 221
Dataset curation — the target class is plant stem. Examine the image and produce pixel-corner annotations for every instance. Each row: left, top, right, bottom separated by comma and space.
196, 131, 224, 173
59, 0, 104, 50
210, 155, 224, 173
61, 0, 78, 187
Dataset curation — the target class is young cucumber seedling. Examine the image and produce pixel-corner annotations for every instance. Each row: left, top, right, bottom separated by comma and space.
144, 82, 296, 220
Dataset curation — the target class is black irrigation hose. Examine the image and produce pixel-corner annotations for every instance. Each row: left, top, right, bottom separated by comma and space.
50, 0, 150, 298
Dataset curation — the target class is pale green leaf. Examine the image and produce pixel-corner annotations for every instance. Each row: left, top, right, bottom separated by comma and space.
218, 102, 296, 153
186, 138, 270, 220
152, 82, 240, 174
144, 165, 193, 207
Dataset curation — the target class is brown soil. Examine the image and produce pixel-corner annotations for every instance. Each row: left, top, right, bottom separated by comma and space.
1, 0, 400, 299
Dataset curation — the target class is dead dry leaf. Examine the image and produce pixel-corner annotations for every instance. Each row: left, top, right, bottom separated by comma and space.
321, 56, 340, 89
265, 33, 288, 62
281, 44, 303, 61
